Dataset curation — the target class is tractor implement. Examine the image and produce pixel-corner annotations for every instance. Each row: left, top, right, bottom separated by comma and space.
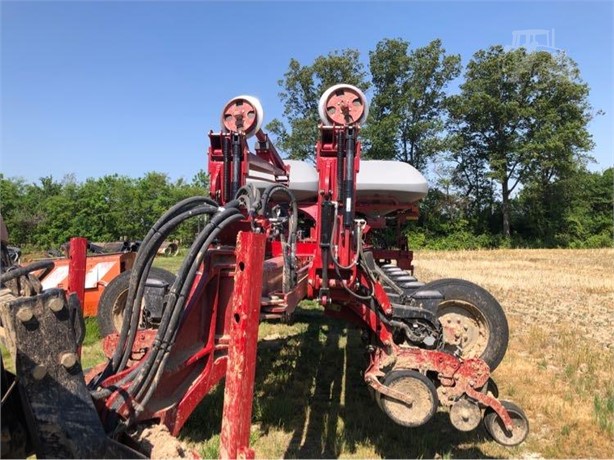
0, 85, 528, 459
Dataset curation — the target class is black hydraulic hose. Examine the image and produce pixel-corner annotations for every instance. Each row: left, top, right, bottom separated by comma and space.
114, 209, 243, 420
332, 260, 373, 302
134, 212, 244, 408
112, 200, 221, 372
106, 207, 244, 422
234, 183, 262, 216
260, 184, 298, 292
123, 208, 242, 391
0, 260, 54, 284
114, 204, 220, 371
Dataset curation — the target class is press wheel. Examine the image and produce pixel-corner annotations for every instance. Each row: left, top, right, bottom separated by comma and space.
483, 400, 529, 446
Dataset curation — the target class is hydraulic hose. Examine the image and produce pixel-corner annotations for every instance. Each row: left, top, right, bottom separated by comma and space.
93, 197, 220, 381
134, 211, 244, 407
114, 202, 221, 372
260, 184, 298, 292
108, 208, 244, 427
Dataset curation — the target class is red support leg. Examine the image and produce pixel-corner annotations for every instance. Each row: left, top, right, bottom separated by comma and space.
67, 237, 87, 308
219, 231, 266, 460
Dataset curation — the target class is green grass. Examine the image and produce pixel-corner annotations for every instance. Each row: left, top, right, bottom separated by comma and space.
152, 253, 184, 274
594, 388, 614, 436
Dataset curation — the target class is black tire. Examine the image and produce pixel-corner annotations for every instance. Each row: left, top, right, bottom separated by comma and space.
418, 278, 509, 371
97, 267, 176, 337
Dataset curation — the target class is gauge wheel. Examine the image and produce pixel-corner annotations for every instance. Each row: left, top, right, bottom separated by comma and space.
376, 369, 438, 427
97, 267, 175, 337
418, 278, 509, 371
483, 400, 529, 446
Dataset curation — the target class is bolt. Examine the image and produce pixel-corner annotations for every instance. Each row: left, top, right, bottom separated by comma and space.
60, 352, 78, 369
48, 297, 64, 313
16, 307, 33, 323
32, 365, 47, 380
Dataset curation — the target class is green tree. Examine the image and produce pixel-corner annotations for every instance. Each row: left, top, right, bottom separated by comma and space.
514, 167, 613, 247
363, 38, 461, 171
266, 49, 370, 161
448, 46, 595, 238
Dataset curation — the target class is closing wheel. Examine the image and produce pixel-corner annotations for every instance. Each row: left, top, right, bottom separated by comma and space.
97, 267, 176, 337
318, 84, 369, 126
220, 95, 264, 138
418, 279, 509, 371
484, 400, 529, 446
376, 370, 438, 427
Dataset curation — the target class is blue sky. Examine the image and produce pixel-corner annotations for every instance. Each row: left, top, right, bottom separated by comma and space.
1, 1, 612, 184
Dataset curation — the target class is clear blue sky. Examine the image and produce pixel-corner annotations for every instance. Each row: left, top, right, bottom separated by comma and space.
1, 1, 612, 184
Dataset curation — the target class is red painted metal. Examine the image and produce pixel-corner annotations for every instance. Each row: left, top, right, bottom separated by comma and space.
67, 237, 87, 308
219, 231, 266, 460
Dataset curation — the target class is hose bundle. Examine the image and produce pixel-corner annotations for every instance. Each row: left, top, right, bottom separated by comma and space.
91, 185, 298, 433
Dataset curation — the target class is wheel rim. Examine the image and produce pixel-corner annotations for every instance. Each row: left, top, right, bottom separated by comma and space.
438, 299, 489, 359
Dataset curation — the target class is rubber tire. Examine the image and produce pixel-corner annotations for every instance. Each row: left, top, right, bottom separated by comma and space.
418, 278, 509, 371
97, 267, 176, 337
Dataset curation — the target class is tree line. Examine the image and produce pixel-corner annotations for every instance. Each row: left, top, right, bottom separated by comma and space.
268, 39, 612, 249
0, 171, 209, 249
1, 39, 611, 250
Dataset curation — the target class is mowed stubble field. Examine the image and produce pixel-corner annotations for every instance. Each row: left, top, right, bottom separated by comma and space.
171, 248, 614, 459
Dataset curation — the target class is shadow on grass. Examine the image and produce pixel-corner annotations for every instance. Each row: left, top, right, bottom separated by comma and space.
181, 307, 498, 458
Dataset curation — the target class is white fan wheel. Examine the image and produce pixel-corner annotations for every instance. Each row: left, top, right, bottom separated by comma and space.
220, 94, 264, 138
318, 84, 369, 126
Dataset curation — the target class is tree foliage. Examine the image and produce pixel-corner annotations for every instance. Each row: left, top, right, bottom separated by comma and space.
0, 171, 209, 249
447, 46, 595, 237
363, 38, 461, 171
